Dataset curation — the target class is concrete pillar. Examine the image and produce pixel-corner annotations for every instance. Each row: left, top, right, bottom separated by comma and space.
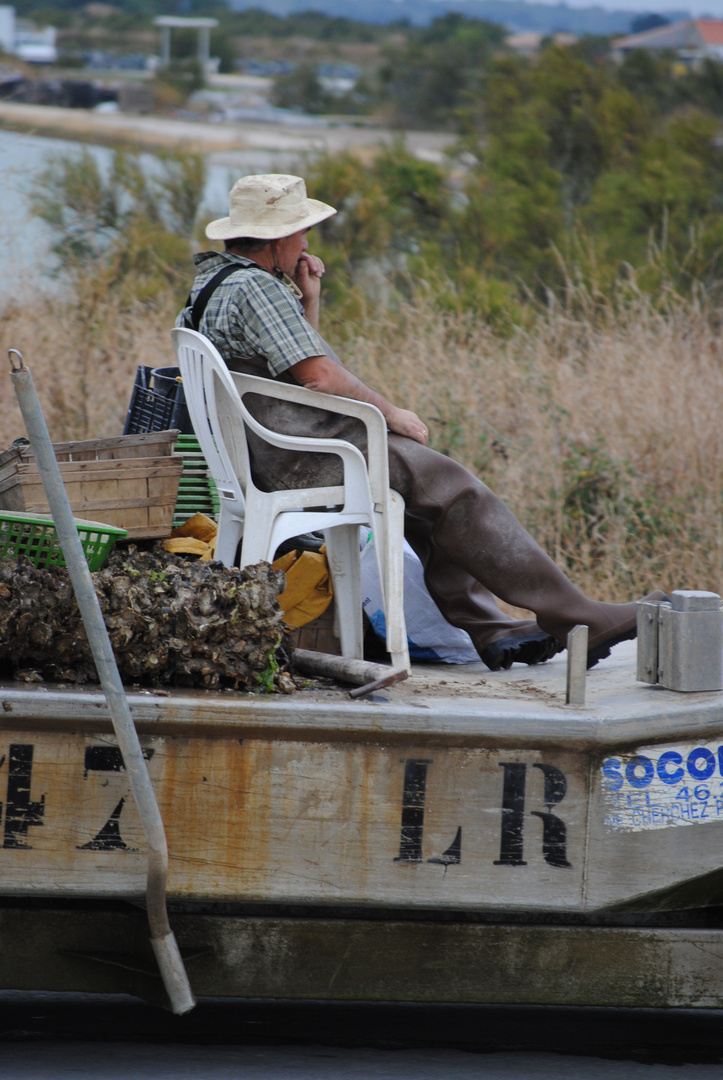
198, 26, 210, 65
160, 26, 171, 66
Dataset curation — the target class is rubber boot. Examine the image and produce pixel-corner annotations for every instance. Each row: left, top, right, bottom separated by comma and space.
438, 481, 664, 667
387, 436, 663, 669
404, 521, 562, 670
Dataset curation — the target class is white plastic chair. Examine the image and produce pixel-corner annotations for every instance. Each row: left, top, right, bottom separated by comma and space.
171, 327, 410, 672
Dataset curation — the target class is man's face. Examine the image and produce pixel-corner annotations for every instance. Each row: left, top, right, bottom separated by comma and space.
274, 229, 308, 276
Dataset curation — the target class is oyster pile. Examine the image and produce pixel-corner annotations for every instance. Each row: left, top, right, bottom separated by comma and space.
0, 547, 286, 690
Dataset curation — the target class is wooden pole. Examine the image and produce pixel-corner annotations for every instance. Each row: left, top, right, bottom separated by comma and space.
292, 648, 407, 688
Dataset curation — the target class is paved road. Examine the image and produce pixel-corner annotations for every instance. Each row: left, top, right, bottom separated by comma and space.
6, 1043, 723, 1078
1, 994, 722, 1078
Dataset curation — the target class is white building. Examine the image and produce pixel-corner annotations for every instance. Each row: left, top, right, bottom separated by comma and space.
505, 31, 578, 58
612, 20, 723, 67
0, 5, 57, 64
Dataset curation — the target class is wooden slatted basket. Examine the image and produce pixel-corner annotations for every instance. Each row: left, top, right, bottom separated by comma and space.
0, 432, 183, 540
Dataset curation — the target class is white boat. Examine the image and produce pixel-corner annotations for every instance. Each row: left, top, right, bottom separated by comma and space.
2, 640, 723, 1009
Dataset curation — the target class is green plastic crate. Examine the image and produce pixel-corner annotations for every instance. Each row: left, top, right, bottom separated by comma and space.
172, 436, 220, 528
0, 512, 127, 571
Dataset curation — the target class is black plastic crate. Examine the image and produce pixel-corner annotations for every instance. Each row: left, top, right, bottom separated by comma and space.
123, 366, 193, 436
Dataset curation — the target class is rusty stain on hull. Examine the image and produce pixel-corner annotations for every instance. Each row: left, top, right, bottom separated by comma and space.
0, 723, 721, 913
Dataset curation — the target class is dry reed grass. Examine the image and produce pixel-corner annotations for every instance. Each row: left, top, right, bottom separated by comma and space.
1, 284, 178, 446
1, 277, 720, 602
345, 287, 723, 600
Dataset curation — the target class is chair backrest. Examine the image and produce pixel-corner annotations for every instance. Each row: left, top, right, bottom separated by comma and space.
171, 327, 249, 514
174, 327, 388, 529
227, 370, 392, 505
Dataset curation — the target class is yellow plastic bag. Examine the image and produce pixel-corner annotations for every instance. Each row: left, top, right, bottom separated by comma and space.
163, 513, 217, 561
272, 548, 333, 628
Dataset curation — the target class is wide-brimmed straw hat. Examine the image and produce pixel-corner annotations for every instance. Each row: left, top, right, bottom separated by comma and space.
205, 174, 336, 241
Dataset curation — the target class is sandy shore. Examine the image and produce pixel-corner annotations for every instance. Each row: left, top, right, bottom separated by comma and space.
0, 100, 454, 163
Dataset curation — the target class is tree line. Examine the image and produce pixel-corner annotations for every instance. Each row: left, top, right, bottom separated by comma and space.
293, 40, 723, 320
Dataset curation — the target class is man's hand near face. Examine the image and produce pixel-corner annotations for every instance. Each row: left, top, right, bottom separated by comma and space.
293, 251, 325, 329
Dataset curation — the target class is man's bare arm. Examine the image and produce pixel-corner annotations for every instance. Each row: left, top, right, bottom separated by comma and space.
289, 354, 429, 445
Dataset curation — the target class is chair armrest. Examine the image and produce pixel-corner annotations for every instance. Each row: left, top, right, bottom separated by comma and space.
230, 371, 391, 504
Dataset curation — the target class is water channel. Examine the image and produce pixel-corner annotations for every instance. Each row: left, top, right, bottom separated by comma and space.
0, 126, 315, 299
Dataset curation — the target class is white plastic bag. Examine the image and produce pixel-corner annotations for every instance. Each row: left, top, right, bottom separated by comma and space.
360, 537, 480, 664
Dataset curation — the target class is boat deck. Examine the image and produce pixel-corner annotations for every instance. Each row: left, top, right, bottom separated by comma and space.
4, 638, 721, 747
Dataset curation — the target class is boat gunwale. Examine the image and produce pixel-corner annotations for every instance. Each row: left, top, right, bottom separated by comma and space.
2, 682, 723, 752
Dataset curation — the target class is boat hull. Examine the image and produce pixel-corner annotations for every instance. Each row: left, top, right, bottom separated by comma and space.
3, 653, 723, 1007
3, 676, 723, 914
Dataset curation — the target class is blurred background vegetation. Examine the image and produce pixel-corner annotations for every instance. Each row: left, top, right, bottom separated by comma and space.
14, 1, 723, 313
24, 28, 723, 323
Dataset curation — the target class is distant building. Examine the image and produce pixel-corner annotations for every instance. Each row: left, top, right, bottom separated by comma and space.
505, 31, 578, 58
153, 16, 218, 74
612, 20, 723, 66
0, 5, 57, 64
0, 5, 56, 64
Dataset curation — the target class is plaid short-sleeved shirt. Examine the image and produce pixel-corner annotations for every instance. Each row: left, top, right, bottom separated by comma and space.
176, 251, 364, 490
176, 250, 327, 378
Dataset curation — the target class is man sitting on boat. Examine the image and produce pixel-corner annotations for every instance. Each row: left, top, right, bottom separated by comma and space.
177, 173, 663, 670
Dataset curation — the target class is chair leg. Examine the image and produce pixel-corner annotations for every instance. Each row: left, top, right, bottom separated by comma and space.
214, 504, 244, 567
323, 524, 364, 660
238, 496, 277, 567
378, 493, 411, 673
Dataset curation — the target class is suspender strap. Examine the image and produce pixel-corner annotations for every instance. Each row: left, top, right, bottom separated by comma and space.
185, 263, 250, 331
